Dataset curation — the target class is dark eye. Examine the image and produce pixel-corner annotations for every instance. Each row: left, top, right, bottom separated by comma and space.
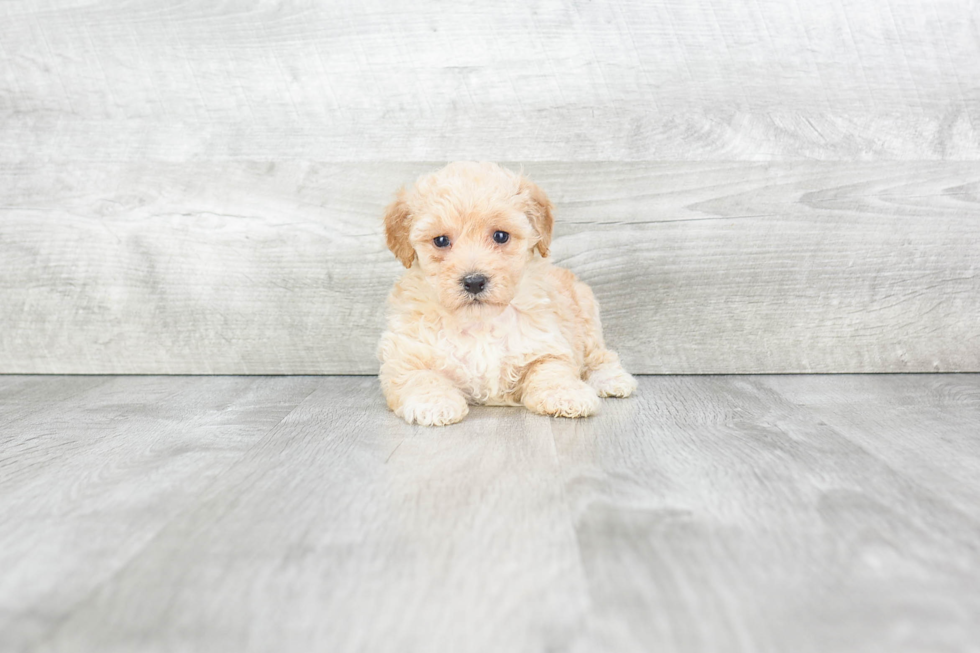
433, 235, 450, 248
493, 231, 510, 244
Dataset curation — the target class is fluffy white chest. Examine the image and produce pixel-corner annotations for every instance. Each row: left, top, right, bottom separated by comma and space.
437, 305, 556, 405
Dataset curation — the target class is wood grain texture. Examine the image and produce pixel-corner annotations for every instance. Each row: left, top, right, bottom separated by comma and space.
0, 375, 321, 651
551, 375, 980, 652
1, 374, 979, 652
1, 0, 979, 161
7, 376, 591, 653
757, 374, 980, 520
3, 1, 979, 373
2, 161, 978, 374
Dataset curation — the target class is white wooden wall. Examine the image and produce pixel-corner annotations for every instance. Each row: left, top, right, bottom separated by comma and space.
1, 0, 978, 374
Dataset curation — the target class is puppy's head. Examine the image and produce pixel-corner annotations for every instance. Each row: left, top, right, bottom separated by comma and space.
384, 162, 554, 311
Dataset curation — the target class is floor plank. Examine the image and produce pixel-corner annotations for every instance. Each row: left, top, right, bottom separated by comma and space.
1, 375, 978, 653
0, 376, 320, 651
0, 376, 113, 429
757, 374, 980, 521
552, 376, 980, 653
31, 378, 590, 653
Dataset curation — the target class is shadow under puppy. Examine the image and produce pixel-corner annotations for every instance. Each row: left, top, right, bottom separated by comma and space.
378, 162, 636, 426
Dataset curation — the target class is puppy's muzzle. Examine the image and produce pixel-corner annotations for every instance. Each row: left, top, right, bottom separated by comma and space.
461, 273, 488, 296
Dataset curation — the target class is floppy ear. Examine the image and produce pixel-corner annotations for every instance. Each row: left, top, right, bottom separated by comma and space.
519, 176, 554, 257
383, 190, 415, 268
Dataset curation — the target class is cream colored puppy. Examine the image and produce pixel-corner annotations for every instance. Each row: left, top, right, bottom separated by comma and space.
378, 162, 636, 426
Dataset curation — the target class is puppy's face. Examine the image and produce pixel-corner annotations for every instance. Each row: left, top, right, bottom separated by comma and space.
384, 162, 554, 312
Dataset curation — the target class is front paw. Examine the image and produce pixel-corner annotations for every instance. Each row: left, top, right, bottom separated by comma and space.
588, 364, 638, 398
395, 391, 469, 426
524, 380, 600, 418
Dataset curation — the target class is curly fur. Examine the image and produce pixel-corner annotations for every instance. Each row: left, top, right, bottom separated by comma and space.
378, 162, 636, 426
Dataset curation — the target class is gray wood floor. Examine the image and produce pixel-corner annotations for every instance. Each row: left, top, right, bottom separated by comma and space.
2, 375, 979, 653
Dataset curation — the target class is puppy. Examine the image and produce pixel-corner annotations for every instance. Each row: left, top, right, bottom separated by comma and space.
378, 162, 636, 426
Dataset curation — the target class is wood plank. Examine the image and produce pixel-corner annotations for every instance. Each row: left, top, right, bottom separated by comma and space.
756, 374, 980, 520
2, 161, 978, 374
551, 375, 980, 653
0, 375, 113, 429
0, 375, 320, 652
0, 0, 977, 161
2, 375, 978, 652
27, 378, 591, 653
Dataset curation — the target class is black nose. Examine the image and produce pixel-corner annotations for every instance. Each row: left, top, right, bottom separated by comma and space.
462, 273, 488, 295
